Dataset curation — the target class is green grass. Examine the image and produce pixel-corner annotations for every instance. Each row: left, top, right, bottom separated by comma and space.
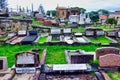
32, 18, 44, 26
0, 36, 10, 40
72, 27, 85, 33
37, 36, 48, 43
11, 16, 23, 19
107, 72, 120, 80
88, 36, 112, 44
0, 44, 107, 67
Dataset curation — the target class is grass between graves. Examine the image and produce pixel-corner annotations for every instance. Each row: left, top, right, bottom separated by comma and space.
0, 44, 109, 67
37, 36, 48, 43
72, 27, 85, 33
88, 36, 112, 44
52, 37, 60, 41
107, 72, 120, 80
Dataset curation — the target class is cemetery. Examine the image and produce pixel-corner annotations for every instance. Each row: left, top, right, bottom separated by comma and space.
0, 1, 120, 80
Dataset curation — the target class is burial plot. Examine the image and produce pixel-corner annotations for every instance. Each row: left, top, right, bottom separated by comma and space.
96, 30, 104, 36
15, 51, 40, 73
96, 47, 119, 58
50, 28, 61, 35
69, 15, 79, 24
65, 50, 95, 64
0, 57, 8, 71
99, 54, 120, 67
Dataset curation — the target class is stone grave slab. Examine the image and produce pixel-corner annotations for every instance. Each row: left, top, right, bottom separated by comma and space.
96, 47, 119, 58
0, 57, 8, 71
117, 31, 120, 38
85, 30, 94, 36
99, 54, 120, 67
96, 30, 104, 36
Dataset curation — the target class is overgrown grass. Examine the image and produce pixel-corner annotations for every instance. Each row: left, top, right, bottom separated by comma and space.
52, 37, 60, 41
37, 36, 48, 43
0, 44, 105, 67
88, 36, 112, 44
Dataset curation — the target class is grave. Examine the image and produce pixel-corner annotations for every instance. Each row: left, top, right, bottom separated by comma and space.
96, 47, 119, 58
99, 54, 120, 67
62, 28, 72, 35
65, 50, 95, 64
85, 13, 91, 24
117, 17, 120, 25
15, 51, 40, 73
106, 30, 117, 37
79, 12, 85, 25
69, 15, 79, 24
85, 28, 104, 37
0, 57, 8, 71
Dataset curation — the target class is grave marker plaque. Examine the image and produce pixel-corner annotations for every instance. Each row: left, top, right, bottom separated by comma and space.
63, 28, 72, 34
0, 60, 3, 69
118, 31, 120, 38
51, 28, 61, 34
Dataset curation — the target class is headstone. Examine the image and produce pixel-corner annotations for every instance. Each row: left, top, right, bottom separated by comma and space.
79, 12, 85, 25
71, 55, 94, 63
69, 15, 79, 24
117, 17, 120, 25
15, 51, 40, 73
85, 30, 94, 36
99, 54, 120, 67
63, 28, 71, 34
85, 13, 91, 24
96, 30, 104, 36
96, 47, 119, 58
0, 57, 8, 71
50, 28, 61, 34
117, 31, 120, 38
106, 30, 116, 37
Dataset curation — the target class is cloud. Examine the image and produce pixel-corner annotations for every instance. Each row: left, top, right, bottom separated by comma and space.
8, 0, 120, 12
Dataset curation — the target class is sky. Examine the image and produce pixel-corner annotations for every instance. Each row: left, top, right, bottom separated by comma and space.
8, 0, 120, 12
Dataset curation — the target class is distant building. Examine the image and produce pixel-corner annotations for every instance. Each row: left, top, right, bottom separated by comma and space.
99, 15, 108, 23
56, 7, 68, 19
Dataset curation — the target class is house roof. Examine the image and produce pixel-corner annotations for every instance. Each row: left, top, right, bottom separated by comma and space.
99, 15, 108, 20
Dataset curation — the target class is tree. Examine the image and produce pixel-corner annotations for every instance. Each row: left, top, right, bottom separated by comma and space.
46, 10, 56, 17
74, 7, 86, 13
0, 0, 7, 9
108, 18, 117, 25
98, 9, 109, 16
89, 11, 99, 22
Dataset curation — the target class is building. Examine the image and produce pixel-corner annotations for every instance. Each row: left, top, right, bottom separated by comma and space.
56, 7, 68, 19
99, 15, 108, 23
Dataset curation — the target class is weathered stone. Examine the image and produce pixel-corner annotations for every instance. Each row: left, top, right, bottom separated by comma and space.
0, 57, 8, 71
96, 47, 119, 58
99, 54, 120, 67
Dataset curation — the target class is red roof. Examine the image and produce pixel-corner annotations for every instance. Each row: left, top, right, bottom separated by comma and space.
99, 15, 108, 20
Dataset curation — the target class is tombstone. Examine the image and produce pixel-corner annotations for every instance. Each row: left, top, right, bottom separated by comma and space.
106, 30, 116, 37
50, 28, 61, 34
117, 17, 120, 25
96, 30, 104, 36
99, 54, 120, 67
15, 51, 40, 73
0, 57, 8, 71
96, 47, 119, 58
63, 28, 72, 34
117, 31, 120, 38
85, 29, 94, 36
85, 13, 91, 24
65, 50, 95, 64
69, 15, 79, 24
79, 12, 85, 25
71, 55, 94, 64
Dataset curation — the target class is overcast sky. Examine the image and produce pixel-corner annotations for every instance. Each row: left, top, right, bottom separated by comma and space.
8, 0, 120, 12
